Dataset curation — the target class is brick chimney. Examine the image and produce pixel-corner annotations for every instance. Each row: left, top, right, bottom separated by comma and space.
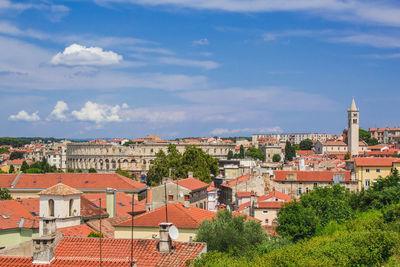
188, 171, 193, 178
250, 192, 256, 218
158, 222, 173, 253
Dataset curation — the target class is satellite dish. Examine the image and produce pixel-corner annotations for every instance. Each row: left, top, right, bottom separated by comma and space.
169, 225, 179, 240
179, 191, 183, 198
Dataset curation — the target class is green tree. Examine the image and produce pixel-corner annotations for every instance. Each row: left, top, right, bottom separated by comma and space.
9, 151, 24, 160
0, 188, 12, 200
0, 147, 9, 154
87, 231, 103, 238
76, 168, 83, 173
300, 185, 354, 227
299, 139, 314, 150
8, 165, 15, 173
239, 145, 245, 159
115, 168, 133, 179
277, 201, 319, 242
344, 152, 350, 160
284, 142, 296, 162
359, 128, 371, 143
67, 167, 74, 173
195, 209, 267, 253
146, 150, 169, 185
20, 161, 29, 173
272, 154, 281, 162
245, 147, 265, 161
227, 150, 234, 160
88, 168, 97, 173
25, 168, 44, 173
122, 140, 134, 146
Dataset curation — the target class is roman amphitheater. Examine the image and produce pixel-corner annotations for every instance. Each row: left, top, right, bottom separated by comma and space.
67, 142, 235, 176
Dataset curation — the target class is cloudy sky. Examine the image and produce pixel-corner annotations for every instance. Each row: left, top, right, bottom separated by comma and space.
1, 0, 400, 139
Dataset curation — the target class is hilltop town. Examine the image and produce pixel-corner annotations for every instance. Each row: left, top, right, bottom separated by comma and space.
0, 98, 400, 265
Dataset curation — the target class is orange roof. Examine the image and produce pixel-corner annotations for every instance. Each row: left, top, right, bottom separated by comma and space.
82, 192, 146, 217
274, 170, 351, 182
173, 177, 209, 191
39, 183, 83, 196
264, 190, 292, 202
114, 203, 216, 229
12, 173, 147, 191
58, 224, 94, 237
0, 200, 38, 230
86, 215, 130, 238
238, 190, 291, 211
0, 236, 206, 266
0, 174, 17, 188
207, 185, 216, 192
369, 127, 400, 132
354, 157, 400, 167
221, 174, 251, 188
296, 150, 315, 155
236, 191, 255, 198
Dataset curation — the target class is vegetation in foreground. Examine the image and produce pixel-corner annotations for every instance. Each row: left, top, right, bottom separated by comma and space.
193, 170, 400, 266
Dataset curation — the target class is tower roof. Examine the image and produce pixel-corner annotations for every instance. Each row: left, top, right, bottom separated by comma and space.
349, 97, 358, 111
39, 183, 82, 196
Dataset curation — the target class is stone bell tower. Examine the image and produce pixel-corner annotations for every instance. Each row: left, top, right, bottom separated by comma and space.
348, 97, 359, 156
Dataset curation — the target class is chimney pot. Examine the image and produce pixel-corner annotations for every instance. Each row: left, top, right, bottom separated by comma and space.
159, 222, 173, 253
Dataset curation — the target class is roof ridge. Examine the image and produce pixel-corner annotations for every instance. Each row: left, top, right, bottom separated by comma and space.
174, 203, 204, 226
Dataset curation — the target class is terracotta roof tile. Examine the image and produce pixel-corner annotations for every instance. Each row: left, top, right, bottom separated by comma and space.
86, 215, 130, 238
173, 177, 209, 191
354, 157, 400, 167
13, 173, 147, 191
0, 200, 38, 230
0, 174, 17, 188
39, 183, 83, 196
220, 174, 251, 188
58, 224, 94, 237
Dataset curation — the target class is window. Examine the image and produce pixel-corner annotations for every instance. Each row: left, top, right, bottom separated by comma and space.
69, 199, 74, 216
365, 179, 370, 188
376, 168, 381, 173
263, 210, 269, 214
48, 199, 54, 217
366, 168, 370, 173
265, 219, 269, 224
168, 195, 173, 201
353, 119, 357, 123
281, 187, 286, 194
184, 195, 190, 201
314, 183, 318, 188
306, 187, 309, 193
298, 188, 302, 195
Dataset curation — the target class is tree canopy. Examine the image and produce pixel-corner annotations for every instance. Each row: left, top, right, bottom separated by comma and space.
146, 144, 218, 185
359, 128, 380, 146
284, 142, 296, 162
272, 154, 281, 162
28, 157, 58, 173
195, 209, 267, 254
299, 139, 314, 150
9, 151, 24, 160
0, 188, 12, 200
245, 147, 265, 161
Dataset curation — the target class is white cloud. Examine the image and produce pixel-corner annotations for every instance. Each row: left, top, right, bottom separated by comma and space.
192, 38, 209, 45
158, 57, 219, 70
48, 101, 69, 121
263, 33, 276, 41
211, 126, 283, 135
0, 36, 207, 91
123, 108, 186, 123
330, 34, 400, 48
9, 110, 40, 121
50, 44, 123, 66
365, 53, 400, 59
71, 101, 122, 123
98, 0, 400, 27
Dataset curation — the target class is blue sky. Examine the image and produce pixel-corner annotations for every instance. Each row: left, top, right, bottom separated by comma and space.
1, 0, 400, 139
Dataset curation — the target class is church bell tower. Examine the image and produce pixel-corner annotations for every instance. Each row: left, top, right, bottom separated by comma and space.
348, 97, 359, 156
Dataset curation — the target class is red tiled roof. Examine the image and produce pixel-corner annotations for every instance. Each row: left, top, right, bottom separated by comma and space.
0, 200, 38, 230
354, 157, 400, 167
274, 170, 351, 182
0, 236, 206, 266
264, 190, 292, 202
58, 224, 94, 237
207, 185, 216, 192
369, 127, 400, 132
173, 177, 208, 191
236, 191, 255, 198
86, 215, 130, 238
0, 174, 17, 188
257, 202, 285, 209
12, 173, 147, 191
114, 203, 216, 229
296, 150, 315, 155
39, 183, 83, 196
82, 192, 146, 217
220, 174, 251, 188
